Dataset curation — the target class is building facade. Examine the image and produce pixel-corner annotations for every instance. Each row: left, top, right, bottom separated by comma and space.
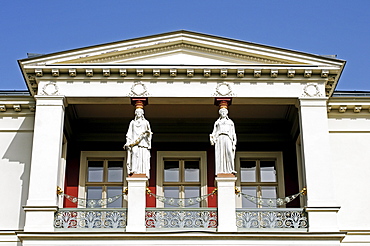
1, 31, 369, 245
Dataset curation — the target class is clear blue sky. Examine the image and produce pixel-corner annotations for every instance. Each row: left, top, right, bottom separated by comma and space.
1, 0, 369, 91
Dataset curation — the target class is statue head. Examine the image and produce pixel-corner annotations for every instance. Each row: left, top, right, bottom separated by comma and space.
135, 108, 144, 118
219, 108, 228, 118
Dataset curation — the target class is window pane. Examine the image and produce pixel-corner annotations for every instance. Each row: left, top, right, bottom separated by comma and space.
241, 187, 257, 208
260, 161, 276, 182
86, 186, 102, 201
108, 161, 123, 182
87, 161, 104, 182
261, 186, 277, 199
164, 161, 179, 182
184, 161, 199, 182
107, 186, 123, 208
185, 187, 200, 208
164, 186, 179, 208
240, 160, 256, 182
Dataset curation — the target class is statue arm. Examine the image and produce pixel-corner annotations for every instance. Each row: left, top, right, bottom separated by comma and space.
210, 121, 218, 145
146, 121, 152, 149
124, 121, 133, 149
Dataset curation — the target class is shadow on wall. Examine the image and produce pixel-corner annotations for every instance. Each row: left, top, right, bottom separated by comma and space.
2, 116, 34, 230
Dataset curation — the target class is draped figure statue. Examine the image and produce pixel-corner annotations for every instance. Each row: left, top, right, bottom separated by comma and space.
124, 108, 152, 178
210, 108, 237, 174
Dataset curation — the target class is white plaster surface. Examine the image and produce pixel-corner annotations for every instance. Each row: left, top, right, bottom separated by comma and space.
0, 116, 33, 230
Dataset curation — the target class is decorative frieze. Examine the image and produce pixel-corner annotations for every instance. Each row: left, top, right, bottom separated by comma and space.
153, 69, 160, 77
187, 69, 194, 77
354, 106, 362, 113
103, 69, 110, 77
254, 69, 261, 78
220, 69, 227, 78
69, 69, 77, 77
120, 69, 127, 77
304, 70, 312, 78
42, 82, 59, 95
270, 69, 278, 78
129, 81, 148, 96
0, 105, 6, 112
170, 69, 177, 77
13, 105, 21, 112
35, 69, 43, 77
52, 69, 59, 77
339, 106, 347, 113
321, 69, 329, 78
86, 69, 93, 77
213, 82, 234, 97
287, 70, 295, 78
136, 69, 144, 77
204, 69, 211, 77
302, 83, 322, 97
29, 105, 36, 112
237, 69, 244, 78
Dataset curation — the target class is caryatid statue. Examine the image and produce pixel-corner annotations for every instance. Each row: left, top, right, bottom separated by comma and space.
124, 101, 152, 178
210, 102, 237, 175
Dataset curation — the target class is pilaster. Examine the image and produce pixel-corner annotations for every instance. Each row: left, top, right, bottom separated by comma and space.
216, 175, 237, 232
298, 97, 340, 232
126, 175, 148, 232
24, 96, 66, 232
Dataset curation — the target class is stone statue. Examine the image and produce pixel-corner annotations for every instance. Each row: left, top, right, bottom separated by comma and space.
124, 108, 152, 178
210, 108, 237, 174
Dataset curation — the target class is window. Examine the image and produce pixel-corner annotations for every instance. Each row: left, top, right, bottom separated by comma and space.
235, 152, 285, 208
79, 151, 127, 208
156, 151, 207, 208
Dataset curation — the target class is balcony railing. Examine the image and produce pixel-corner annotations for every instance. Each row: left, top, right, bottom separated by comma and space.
54, 208, 127, 229
145, 208, 218, 229
236, 208, 308, 229
54, 208, 307, 230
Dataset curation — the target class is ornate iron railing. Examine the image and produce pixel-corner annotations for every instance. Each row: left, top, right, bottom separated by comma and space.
54, 208, 127, 229
145, 208, 217, 229
236, 208, 308, 229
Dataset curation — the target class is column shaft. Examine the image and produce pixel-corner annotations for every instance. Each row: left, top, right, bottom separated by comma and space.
24, 96, 66, 232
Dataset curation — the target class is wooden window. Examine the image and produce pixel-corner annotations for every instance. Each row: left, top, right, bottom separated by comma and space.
236, 152, 285, 208
79, 151, 126, 208
156, 151, 207, 208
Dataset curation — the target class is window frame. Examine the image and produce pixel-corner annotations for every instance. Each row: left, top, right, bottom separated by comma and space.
235, 151, 285, 208
156, 151, 207, 208
78, 151, 127, 208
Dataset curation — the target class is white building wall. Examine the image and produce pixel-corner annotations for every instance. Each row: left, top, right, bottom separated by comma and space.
0, 114, 34, 230
328, 116, 370, 231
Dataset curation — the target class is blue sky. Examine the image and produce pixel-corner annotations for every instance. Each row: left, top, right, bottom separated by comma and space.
1, 0, 369, 91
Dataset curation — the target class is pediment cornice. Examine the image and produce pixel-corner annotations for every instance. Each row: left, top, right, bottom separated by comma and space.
62, 42, 287, 65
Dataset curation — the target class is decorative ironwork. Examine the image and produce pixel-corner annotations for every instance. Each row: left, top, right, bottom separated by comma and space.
147, 188, 217, 208
61, 193, 127, 208
145, 209, 217, 229
54, 209, 127, 229
237, 189, 305, 207
236, 209, 308, 229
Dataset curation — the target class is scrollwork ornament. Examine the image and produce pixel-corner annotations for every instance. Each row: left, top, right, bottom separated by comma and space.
42, 82, 59, 95
213, 82, 235, 96
128, 81, 149, 96
302, 83, 322, 97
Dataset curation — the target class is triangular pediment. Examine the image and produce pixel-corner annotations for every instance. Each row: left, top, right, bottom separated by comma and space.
20, 31, 344, 67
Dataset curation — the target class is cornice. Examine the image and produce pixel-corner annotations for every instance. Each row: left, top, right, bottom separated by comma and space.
66, 43, 286, 65
0, 97, 36, 113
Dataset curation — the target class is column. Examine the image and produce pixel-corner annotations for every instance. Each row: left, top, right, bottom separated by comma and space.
126, 175, 148, 232
298, 98, 340, 232
23, 96, 66, 232
216, 174, 237, 232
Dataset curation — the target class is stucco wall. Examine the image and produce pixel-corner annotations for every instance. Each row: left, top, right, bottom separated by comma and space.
328, 117, 370, 231
0, 114, 34, 230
